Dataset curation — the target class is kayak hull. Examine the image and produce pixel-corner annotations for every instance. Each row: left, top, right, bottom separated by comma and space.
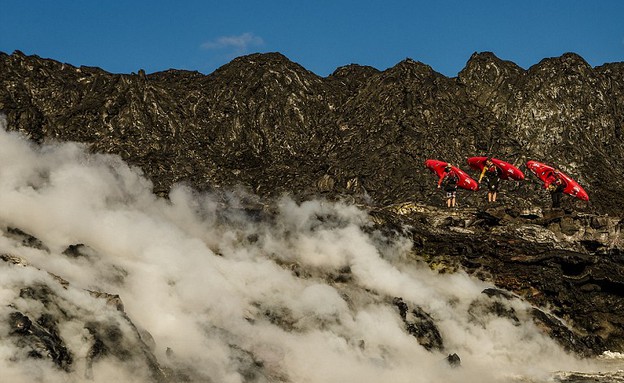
467, 156, 525, 181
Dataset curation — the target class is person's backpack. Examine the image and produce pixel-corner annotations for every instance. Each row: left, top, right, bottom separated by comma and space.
487, 166, 502, 181
444, 172, 458, 187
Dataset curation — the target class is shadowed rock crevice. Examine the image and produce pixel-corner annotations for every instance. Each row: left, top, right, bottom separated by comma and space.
393, 297, 444, 351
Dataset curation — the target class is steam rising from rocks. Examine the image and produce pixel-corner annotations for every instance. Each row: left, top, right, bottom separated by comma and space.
0, 117, 606, 382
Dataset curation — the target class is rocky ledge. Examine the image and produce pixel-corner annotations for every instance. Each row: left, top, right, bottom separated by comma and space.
373, 202, 624, 354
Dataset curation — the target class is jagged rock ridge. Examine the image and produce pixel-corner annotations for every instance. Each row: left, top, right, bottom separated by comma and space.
1, 50, 623, 213
1, 50, 624, 381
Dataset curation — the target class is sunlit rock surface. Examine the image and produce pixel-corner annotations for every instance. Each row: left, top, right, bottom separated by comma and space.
1, 50, 622, 213
1, 50, 624, 381
372, 203, 624, 352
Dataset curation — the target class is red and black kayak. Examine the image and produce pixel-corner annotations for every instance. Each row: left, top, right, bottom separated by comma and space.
425, 159, 479, 191
526, 160, 589, 201
467, 156, 525, 181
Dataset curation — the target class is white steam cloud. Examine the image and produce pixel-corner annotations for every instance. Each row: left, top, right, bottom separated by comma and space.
0, 116, 614, 382
201, 32, 264, 54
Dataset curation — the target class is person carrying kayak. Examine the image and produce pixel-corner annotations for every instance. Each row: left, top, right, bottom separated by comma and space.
478, 158, 503, 203
438, 164, 459, 208
543, 170, 566, 208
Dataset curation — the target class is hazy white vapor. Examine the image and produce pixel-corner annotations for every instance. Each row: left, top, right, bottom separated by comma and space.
0, 115, 616, 382
201, 32, 264, 53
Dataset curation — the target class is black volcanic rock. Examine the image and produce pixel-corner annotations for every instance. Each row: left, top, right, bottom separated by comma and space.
1, 252, 169, 381
1, 49, 624, 359
460, 52, 624, 211
392, 297, 444, 351
2, 49, 623, 213
328, 63, 381, 98
373, 202, 624, 353
332, 58, 497, 205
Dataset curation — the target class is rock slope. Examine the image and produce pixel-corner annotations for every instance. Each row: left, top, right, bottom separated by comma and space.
1, 50, 624, 371
1, 50, 623, 213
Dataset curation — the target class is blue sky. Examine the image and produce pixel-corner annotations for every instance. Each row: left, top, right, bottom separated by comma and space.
1, 1, 623, 78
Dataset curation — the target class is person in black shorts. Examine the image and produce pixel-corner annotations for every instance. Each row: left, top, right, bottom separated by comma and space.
438, 164, 459, 208
478, 158, 502, 203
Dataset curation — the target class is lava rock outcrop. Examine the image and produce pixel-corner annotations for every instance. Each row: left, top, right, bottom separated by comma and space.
1, 50, 624, 362
1, 50, 622, 214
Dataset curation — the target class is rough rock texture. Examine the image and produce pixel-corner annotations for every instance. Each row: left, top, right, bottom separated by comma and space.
1, 252, 169, 381
1, 50, 623, 213
1, 50, 624, 365
372, 202, 624, 354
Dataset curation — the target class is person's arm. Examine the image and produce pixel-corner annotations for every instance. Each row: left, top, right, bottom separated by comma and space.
438, 173, 446, 187
478, 167, 486, 183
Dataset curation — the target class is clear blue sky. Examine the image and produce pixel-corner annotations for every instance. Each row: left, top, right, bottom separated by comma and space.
1, 1, 623, 78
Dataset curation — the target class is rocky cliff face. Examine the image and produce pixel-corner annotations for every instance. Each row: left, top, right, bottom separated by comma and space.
1, 50, 624, 380
372, 202, 624, 353
1, 50, 623, 212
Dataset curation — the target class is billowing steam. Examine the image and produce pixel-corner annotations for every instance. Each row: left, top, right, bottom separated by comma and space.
0, 117, 609, 382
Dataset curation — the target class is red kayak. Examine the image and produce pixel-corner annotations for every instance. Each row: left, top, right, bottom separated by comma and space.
467, 156, 525, 181
425, 159, 479, 191
526, 160, 589, 201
